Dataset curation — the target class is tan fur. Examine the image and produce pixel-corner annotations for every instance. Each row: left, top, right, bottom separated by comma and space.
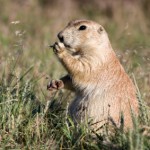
48, 19, 139, 130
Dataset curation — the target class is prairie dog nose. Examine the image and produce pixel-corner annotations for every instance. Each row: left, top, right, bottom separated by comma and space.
57, 32, 64, 43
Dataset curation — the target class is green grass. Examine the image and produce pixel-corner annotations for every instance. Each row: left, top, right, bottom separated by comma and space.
0, 66, 149, 149
0, 0, 150, 149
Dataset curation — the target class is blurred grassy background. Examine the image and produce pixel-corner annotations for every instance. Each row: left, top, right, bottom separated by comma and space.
1, 0, 149, 104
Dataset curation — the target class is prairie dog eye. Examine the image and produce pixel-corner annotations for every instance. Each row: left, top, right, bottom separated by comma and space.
78, 25, 87, 31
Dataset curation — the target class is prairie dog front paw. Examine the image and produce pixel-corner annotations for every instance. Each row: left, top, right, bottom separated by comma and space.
47, 79, 64, 92
53, 42, 65, 54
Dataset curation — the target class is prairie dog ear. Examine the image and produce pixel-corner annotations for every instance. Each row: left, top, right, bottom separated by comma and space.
97, 26, 103, 34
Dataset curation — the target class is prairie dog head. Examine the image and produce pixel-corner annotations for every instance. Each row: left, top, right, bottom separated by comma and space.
57, 19, 112, 54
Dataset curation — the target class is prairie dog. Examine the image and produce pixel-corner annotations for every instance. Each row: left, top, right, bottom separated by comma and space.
47, 19, 138, 130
